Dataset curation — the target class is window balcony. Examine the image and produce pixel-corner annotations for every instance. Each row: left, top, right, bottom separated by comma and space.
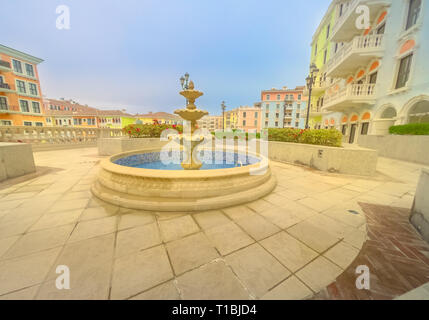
0, 82, 16, 93
0, 60, 12, 72
312, 80, 329, 94
326, 34, 384, 77
331, 0, 390, 42
323, 83, 376, 112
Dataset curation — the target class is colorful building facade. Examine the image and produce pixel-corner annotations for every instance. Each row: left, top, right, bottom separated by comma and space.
43, 99, 98, 127
309, 2, 338, 129
261, 86, 307, 129
0, 45, 45, 126
315, 0, 429, 143
236, 106, 262, 133
198, 115, 223, 131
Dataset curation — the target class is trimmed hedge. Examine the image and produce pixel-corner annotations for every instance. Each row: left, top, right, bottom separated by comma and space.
123, 124, 183, 138
389, 123, 429, 135
268, 128, 343, 147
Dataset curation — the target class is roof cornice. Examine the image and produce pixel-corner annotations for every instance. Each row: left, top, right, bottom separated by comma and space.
0, 44, 44, 64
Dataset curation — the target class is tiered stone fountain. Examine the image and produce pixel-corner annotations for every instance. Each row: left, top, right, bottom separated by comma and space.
174, 81, 208, 170
91, 78, 276, 212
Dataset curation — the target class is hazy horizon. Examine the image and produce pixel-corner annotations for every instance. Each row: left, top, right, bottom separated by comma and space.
1, 0, 331, 116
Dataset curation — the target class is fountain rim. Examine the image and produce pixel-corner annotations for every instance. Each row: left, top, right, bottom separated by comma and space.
102, 147, 270, 179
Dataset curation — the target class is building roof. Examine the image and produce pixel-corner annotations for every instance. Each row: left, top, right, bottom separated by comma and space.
261, 86, 306, 93
0, 44, 44, 64
136, 112, 181, 121
44, 99, 133, 117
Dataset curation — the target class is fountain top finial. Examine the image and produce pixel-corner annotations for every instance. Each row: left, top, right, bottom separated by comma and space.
188, 81, 195, 90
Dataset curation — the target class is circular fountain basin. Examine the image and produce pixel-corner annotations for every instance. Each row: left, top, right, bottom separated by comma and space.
92, 147, 277, 212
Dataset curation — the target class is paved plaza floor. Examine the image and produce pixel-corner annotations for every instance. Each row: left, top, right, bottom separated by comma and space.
0, 147, 428, 300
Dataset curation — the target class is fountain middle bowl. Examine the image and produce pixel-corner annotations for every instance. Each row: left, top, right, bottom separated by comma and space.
91, 147, 277, 212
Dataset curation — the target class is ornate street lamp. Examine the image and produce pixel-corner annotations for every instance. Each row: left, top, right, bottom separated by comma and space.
221, 101, 227, 132
305, 63, 320, 129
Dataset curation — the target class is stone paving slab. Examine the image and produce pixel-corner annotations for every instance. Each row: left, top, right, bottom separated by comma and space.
0, 148, 427, 300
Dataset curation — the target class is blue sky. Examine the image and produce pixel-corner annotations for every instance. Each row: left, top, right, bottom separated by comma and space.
1, 0, 330, 115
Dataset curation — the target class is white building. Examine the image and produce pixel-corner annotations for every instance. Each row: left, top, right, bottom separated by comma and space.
320, 0, 429, 143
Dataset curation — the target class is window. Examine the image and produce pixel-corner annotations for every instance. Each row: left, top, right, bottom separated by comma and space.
277, 94, 281, 100
0, 120, 12, 126
342, 125, 347, 135
29, 83, 38, 96
12, 59, 22, 73
369, 72, 378, 84
74, 119, 78, 125
0, 97, 7, 110
254, 112, 258, 118
25, 64, 35, 77
339, 3, 344, 17
243, 112, 247, 118
265, 113, 269, 118
32, 101, 41, 113
16, 80, 26, 93
46, 118, 51, 123
326, 24, 330, 39
377, 23, 386, 35
323, 49, 328, 64
254, 120, 258, 126
276, 113, 279, 118
20, 100, 29, 112
35, 122, 43, 127
335, 43, 339, 53
296, 113, 300, 118
266, 95, 270, 100
265, 121, 268, 127
275, 121, 279, 127
361, 122, 369, 135
396, 54, 413, 89
23, 121, 32, 126
243, 120, 246, 126
298, 94, 302, 100
276, 104, 280, 109
406, 0, 421, 30
314, 43, 318, 56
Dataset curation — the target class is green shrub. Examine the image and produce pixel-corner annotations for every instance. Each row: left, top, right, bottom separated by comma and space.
123, 123, 183, 138
268, 128, 343, 147
389, 123, 429, 135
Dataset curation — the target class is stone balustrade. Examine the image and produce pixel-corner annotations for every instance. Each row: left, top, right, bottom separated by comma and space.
0, 126, 124, 145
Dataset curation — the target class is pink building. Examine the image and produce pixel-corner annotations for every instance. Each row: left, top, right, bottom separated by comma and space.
236, 106, 262, 133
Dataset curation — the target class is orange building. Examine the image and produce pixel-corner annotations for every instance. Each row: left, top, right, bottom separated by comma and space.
0, 44, 45, 127
43, 98, 98, 127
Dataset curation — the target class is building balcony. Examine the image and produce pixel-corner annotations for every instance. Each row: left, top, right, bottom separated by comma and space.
331, 0, 390, 42
0, 60, 12, 72
326, 34, 384, 77
311, 80, 329, 94
0, 82, 16, 93
322, 83, 376, 112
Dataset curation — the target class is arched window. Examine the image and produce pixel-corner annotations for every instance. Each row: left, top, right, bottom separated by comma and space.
408, 100, 429, 123
381, 107, 397, 119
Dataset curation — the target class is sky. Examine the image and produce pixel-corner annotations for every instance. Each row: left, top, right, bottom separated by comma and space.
0, 0, 331, 115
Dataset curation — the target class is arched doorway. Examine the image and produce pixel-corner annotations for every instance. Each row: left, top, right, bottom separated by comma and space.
408, 100, 429, 123
373, 105, 398, 135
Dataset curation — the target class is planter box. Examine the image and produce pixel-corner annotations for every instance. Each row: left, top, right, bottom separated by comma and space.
411, 169, 429, 243
0, 143, 36, 182
358, 135, 429, 165
98, 138, 169, 156
268, 141, 378, 176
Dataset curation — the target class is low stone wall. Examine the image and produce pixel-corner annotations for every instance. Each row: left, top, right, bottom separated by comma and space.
358, 135, 429, 165
98, 138, 169, 156
268, 141, 378, 176
0, 143, 36, 182
411, 169, 429, 243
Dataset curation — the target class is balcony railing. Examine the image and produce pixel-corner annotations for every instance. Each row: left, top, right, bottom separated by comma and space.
331, 0, 390, 42
0, 126, 124, 145
326, 34, 384, 77
323, 83, 376, 111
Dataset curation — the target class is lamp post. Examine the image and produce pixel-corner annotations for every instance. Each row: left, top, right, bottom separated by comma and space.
180, 73, 190, 105
221, 101, 226, 132
305, 63, 319, 129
